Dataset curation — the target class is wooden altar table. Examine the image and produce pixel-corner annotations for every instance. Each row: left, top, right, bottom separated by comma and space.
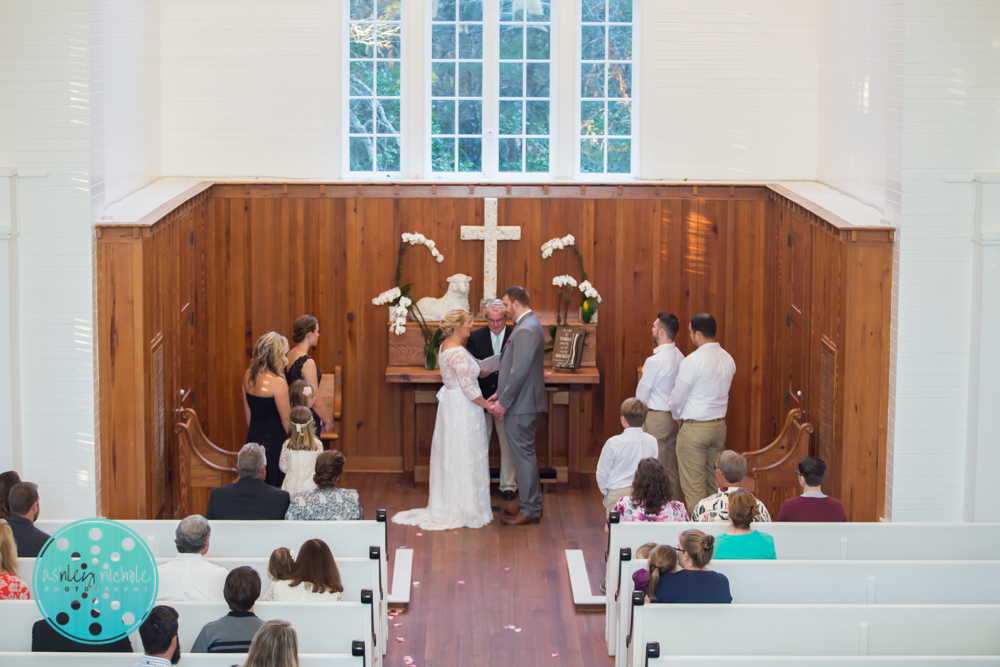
386, 366, 600, 488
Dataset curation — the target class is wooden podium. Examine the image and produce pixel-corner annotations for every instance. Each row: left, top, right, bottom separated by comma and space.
385, 320, 600, 488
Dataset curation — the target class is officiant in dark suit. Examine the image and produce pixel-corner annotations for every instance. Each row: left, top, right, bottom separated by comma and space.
467, 299, 517, 501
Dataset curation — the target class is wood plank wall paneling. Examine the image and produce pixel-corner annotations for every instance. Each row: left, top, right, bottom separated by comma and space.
96, 183, 894, 521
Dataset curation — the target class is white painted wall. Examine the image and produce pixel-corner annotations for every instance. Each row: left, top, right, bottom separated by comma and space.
639, 0, 822, 181
0, 0, 98, 519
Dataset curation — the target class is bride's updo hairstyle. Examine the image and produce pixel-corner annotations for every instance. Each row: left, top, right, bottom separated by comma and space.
439, 309, 471, 338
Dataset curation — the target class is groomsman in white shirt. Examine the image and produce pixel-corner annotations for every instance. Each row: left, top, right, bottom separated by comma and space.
668, 313, 737, 513
636, 312, 685, 498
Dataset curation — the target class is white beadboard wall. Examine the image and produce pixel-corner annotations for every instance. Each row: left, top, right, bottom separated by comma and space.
102, 0, 162, 207
639, 0, 821, 181
160, 0, 334, 178
817, 0, 889, 211
888, 1, 1000, 522
0, 1, 98, 519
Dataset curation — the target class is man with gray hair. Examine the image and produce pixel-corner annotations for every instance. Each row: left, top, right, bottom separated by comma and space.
466, 299, 517, 500
156, 514, 229, 601
691, 450, 771, 522
205, 443, 290, 520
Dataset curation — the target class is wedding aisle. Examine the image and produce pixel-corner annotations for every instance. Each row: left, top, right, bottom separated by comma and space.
344, 473, 613, 667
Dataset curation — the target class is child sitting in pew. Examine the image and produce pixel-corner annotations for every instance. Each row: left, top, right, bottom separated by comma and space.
631, 541, 660, 595
648, 530, 732, 604
260, 547, 296, 601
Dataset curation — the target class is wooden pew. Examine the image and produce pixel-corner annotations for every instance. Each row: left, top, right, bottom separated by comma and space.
0, 600, 376, 667
614, 557, 1000, 663
602, 520, 1000, 655
319, 366, 343, 443
0, 654, 364, 667
34, 518, 391, 654
742, 408, 814, 515
627, 604, 1000, 666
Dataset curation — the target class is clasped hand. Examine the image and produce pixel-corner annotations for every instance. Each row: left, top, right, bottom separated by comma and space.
485, 394, 507, 420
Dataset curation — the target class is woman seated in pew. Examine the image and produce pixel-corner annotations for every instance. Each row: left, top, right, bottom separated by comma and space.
0, 518, 30, 600
261, 538, 344, 602
609, 458, 689, 526
285, 450, 363, 521
279, 407, 324, 495
242, 618, 298, 667
648, 530, 732, 604
713, 489, 777, 560
630, 541, 660, 596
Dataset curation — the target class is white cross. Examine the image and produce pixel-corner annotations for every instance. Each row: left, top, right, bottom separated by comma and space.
461, 198, 521, 300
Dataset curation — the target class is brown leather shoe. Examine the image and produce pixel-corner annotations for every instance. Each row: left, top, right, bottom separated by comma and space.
500, 512, 541, 526
502, 505, 519, 517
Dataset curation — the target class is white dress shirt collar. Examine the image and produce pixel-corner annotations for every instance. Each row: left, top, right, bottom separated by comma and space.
654, 342, 676, 354
515, 309, 533, 325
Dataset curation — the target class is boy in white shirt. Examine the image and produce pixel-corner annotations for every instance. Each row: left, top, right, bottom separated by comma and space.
595, 398, 659, 517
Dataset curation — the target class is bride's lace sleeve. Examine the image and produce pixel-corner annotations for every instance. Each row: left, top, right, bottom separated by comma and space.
455, 352, 483, 402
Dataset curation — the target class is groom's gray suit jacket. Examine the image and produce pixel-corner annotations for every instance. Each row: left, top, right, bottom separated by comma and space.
497, 311, 547, 415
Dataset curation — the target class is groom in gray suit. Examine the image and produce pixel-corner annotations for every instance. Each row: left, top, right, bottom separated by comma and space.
488, 286, 547, 525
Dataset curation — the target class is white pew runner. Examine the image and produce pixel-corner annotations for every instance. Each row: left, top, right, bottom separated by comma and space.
0, 653, 364, 667
0, 600, 377, 667
626, 604, 1000, 667
613, 558, 1000, 663
602, 518, 1000, 655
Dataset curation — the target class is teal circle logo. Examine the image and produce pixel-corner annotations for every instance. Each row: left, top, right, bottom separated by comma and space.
33, 519, 158, 644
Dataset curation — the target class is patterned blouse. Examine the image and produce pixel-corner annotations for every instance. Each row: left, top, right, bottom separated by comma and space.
0, 572, 31, 600
691, 487, 772, 523
285, 486, 363, 521
611, 495, 689, 524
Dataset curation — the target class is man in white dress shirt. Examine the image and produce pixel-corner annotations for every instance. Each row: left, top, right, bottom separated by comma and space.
157, 514, 228, 601
668, 313, 737, 513
636, 312, 685, 497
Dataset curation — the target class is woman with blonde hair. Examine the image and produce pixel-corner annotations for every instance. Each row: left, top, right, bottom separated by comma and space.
393, 309, 493, 530
714, 488, 777, 560
649, 529, 732, 604
278, 407, 324, 494
243, 332, 292, 487
242, 618, 298, 667
285, 315, 332, 437
0, 519, 31, 600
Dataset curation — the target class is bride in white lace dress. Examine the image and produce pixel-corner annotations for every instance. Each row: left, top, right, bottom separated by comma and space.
392, 309, 493, 530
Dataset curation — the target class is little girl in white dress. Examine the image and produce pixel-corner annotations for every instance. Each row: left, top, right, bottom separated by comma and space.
279, 406, 323, 494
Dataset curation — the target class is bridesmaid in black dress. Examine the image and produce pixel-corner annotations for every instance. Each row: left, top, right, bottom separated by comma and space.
242, 332, 292, 488
285, 315, 332, 439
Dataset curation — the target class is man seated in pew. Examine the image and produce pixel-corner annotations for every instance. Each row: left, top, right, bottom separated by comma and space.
777, 456, 848, 522
596, 399, 659, 517
691, 450, 771, 523
714, 489, 777, 560
131, 605, 181, 667
260, 538, 344, 602
191, 566, 264, 653
648, 530, 731, 604
243, 619, 298, 667
157, 515, 228, 602
7, 481, 51, 557
206, 443, 290, 521
285, 450, 363, 521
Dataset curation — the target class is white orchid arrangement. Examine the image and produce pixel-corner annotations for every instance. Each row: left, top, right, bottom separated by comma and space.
540, 235, 602, 324
402, 232, 445, 263
372, 233, 446, 367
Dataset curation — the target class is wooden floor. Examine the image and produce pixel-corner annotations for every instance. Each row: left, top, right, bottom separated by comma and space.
342, 472, 614, 667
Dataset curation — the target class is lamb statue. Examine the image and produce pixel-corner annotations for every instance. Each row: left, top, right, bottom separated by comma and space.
413, 274, 473, 322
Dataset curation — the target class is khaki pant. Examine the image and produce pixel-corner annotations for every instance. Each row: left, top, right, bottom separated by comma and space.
485, 410, 517, 492
643, 410, 679, 500
604, 486, 633, 518
676, 419, 727, 514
